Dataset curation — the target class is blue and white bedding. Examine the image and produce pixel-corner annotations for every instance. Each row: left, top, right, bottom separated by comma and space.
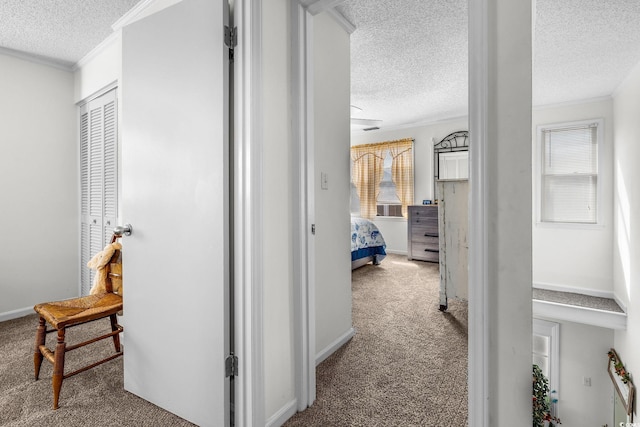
351, 217, 387, 265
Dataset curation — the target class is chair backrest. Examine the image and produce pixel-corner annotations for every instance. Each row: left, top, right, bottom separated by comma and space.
105, 249, 122, 294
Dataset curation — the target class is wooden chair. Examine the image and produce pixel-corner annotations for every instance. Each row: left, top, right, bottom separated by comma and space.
33, 235, 123, 409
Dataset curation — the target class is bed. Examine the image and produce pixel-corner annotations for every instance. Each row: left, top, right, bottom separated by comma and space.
351, 216, 387, 270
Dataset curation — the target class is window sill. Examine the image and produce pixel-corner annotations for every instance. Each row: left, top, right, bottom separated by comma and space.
372, 216, 407, 222
535, 221, 605, 230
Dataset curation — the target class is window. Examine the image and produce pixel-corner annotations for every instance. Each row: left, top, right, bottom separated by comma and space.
350, 139, 414, 219
538, 119, 602, 224
376, 150, 403, 217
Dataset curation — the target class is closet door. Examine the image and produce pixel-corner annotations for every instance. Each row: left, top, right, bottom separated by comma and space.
80, 89, 118, 295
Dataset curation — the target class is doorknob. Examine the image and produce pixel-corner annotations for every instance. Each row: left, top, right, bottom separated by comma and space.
113, 224, 133, 237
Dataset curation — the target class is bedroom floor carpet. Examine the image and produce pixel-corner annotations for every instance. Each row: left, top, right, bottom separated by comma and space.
0, 254, 467, 427
0, 315, 195, 427
284, 253, 469, 427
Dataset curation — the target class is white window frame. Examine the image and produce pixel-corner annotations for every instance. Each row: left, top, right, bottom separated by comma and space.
376, 149, 405, 218
535, 118, 604, 228
533, 319, 560, 411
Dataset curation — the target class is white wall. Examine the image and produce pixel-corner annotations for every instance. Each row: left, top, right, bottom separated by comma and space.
0, 54, 77, 319
262, 0, 295, 420
313, 13, 352, 360
534, 318, 614, 426
613, 60, 640, 420
350, 118, 468, 253
74, 35, 122, 103
532, 99, 614, 295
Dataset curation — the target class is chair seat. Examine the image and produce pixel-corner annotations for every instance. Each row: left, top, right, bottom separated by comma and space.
34, 293, 123, 330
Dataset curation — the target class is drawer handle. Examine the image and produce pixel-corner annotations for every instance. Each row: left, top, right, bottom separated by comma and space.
424, 233, 438, 237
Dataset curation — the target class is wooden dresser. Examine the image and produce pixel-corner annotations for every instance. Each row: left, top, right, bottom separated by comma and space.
407, 205, 439, 262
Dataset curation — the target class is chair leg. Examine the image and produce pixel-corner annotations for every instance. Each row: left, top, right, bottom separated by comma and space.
109, 314, 121, 353
33, 317, 46, 380
52, 328, 66, 410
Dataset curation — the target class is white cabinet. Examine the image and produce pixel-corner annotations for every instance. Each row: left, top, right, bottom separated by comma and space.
437, 179, 468, 310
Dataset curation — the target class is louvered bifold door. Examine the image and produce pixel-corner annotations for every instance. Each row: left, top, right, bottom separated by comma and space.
80, 88, 118, 295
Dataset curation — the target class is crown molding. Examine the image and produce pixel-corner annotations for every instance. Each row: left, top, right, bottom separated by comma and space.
326, 7, 355, 34
111, 0, 156, 32
306, 0, 346, 16
72, 31, 120, 71
533, 95, 613, 111
0, 46, 73, 72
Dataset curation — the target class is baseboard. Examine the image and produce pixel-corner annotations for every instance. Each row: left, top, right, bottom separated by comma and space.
265, 398, 297, 427
315, 327, 355, 366
533, 282, 614, 299
0, 306, 33, 323
385, 249, 408, 256
613, 294, 628, 313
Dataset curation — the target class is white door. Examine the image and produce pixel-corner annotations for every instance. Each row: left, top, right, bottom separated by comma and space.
121, 0, 230, 426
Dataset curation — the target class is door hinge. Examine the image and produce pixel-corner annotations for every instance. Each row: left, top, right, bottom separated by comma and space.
225, 26, 237, 49
225, 354, 238, 377
311, 224, 316, 235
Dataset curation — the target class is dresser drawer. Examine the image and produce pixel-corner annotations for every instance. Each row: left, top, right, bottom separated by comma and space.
411, 246, 439, 262
410, 206, 437, 218
411, 234, 439, 251
410, 223, 438, 238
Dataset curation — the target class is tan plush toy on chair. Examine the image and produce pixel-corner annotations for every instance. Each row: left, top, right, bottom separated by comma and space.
88, 242, 123, 295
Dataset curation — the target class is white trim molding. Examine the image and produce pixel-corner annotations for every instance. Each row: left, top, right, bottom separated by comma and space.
533, 300, 627, 330
0, 307, 33, 323
326, 8, 355, 34
73, 31, 120, 71
532, 319, 560, 400
315, 327, 355, 366
0, 46, 73, 71
233, 0, 264, 425
468, 0, 490, 424
291, 0, 316, 412
265, 399, 298, 427
533, 282, 615, 300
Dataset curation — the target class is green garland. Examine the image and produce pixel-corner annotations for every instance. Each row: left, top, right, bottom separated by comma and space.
608, 350, 631, 384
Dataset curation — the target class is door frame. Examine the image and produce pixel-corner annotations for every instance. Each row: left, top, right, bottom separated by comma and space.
289, 1, 530, 425
233, 0, 265, 425
291, 1, 316, 410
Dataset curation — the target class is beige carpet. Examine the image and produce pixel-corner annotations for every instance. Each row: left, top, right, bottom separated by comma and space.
0, 314, 195, 427
1, 254, 467, 427
285, 254, 468, 426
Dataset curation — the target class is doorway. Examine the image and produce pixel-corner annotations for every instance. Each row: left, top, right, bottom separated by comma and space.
292, 0, 534, 424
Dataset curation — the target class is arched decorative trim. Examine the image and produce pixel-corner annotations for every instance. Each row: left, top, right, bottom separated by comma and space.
434, 130, 469, 151
433, 130, 469, 196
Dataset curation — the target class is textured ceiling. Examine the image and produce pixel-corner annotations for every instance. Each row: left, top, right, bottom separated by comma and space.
0, 0, 140, 68
2, 0, 640, 129
340, 0, 640, 130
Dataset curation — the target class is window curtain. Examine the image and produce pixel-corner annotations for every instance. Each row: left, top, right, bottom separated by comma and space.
351, 145, 386, 219
389, 139, 414, 218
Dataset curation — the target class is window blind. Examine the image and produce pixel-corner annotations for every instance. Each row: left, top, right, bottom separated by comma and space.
541, 124, 598, 224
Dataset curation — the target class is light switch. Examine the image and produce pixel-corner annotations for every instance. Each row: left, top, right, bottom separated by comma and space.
321, 172, 329, 190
